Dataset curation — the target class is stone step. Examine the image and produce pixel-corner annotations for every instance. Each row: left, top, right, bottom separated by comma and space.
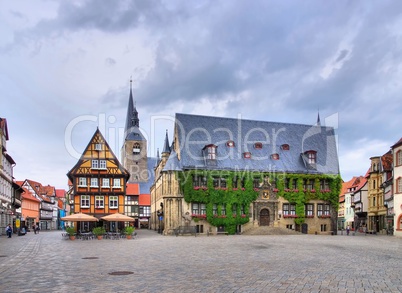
242, 226, 301, 235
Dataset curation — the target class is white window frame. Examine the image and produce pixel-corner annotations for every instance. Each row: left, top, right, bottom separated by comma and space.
91, 160, 99, 169
95, 143, 102, 151
307, 151, 316, 164
207, 146, 216, 160
78, 177, 87, 187
109, 196, 118, 209
99, 160, 107, 169
81, 195, 90, 208
95, 196, 104, 208
90, 178, 98, 187
102, 178, 110, 188
113, 178, 121, 188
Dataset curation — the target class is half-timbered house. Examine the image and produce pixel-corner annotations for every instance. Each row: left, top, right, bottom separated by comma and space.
67, 128, 130, 231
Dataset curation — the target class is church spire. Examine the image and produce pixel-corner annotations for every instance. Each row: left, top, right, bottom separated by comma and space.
316, 108, 321, 126
162, 130, 170, 154
125, 78, 139, 133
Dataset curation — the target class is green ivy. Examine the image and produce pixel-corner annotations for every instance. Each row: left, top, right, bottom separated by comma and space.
178, 170, 342, 233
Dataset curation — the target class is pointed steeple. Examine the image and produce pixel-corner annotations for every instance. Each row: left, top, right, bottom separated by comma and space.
125, 78, 139, 133
156, 148, 160, 165
316, 110, 321, 126
162, 130, 170, 154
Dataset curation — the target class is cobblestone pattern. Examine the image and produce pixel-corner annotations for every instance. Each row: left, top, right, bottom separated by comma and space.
0, 231, 401, 292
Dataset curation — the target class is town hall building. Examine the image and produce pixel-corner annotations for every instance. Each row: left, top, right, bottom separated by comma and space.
151, 113, 341, 235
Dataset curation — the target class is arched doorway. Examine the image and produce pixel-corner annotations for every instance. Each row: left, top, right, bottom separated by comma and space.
260, 208, 270, 226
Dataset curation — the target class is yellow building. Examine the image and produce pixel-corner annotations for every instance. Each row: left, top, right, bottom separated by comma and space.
67, 128, 129, 231
367, 156, 386, 233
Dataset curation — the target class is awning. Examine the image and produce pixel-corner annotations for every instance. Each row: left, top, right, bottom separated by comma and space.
345, 217, 354, 222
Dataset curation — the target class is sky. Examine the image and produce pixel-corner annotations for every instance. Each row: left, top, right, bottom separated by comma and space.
1, 1, 402, 190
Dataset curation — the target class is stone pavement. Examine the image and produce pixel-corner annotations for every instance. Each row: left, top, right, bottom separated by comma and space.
0, 230, 401, 293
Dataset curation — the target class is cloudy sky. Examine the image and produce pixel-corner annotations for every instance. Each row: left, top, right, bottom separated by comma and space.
1, 1, 402, 189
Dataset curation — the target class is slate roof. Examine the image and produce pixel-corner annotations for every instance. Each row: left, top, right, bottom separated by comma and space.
170, 113, 340, 175
139, 157, 157, 194
163, 150, 182, 171
162, 130, 170, 153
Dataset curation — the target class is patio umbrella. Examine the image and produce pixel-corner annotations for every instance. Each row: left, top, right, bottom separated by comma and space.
60, 212, 99, 222
100, 213, 134, 222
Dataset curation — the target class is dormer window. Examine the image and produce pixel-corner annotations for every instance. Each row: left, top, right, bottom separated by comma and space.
305, 150, 317, 164
254, 142, 262, 149
226, 140, 235, 147
202, 144, 217, 160
243, 152, 251, 159
133, 143, 141, 155
271, 153, 280, 160
281, 144, 290, 150
206, 145, 217, 160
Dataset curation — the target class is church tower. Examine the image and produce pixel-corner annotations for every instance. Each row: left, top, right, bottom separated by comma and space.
121, 80, 148, 183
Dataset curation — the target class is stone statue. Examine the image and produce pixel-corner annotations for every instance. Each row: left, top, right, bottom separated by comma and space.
182, 212, 192, 226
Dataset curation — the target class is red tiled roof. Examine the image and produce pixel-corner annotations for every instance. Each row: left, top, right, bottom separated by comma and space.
381, 151, 393, 171
21, 187, 41, 203
139, 194, 150, 205
42, 185, 56, 196
55, 189, 66, 198
126, 183, 139, 195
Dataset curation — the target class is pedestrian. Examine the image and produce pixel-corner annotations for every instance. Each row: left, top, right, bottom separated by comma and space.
5, 224, 12, 238
36, 224, 40, 234
346, 225, 350, 236
32, 224, 36, 234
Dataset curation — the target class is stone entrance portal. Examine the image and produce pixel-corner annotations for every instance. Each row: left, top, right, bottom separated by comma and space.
260, 208, 270, 226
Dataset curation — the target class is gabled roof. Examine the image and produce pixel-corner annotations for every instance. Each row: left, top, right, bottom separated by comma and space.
42, 185, 56, 196
172, 113, 339, 175
341, 176, 367, 195
67, 128, 129, 181
23, 179, 52, 202
21, 187, 41, 203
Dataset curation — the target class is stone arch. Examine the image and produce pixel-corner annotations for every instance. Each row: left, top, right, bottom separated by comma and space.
259, 207, 271, 226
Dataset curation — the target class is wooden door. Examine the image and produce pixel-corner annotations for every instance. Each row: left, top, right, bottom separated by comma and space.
260, 208, 270, 226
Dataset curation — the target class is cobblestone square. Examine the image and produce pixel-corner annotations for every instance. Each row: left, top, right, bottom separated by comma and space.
0, 230, 401, 293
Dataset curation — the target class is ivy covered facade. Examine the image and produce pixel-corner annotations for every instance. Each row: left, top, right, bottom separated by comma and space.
150, 113, 341, 235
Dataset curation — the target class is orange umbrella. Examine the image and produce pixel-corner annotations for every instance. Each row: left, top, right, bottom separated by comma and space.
61, 213, 99, 222
100, 213, 134, 222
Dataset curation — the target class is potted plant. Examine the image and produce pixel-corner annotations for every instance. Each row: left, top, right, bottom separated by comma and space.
92, 226, 106, 240
124, 226, 135, 239
66, 226, 76, 240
